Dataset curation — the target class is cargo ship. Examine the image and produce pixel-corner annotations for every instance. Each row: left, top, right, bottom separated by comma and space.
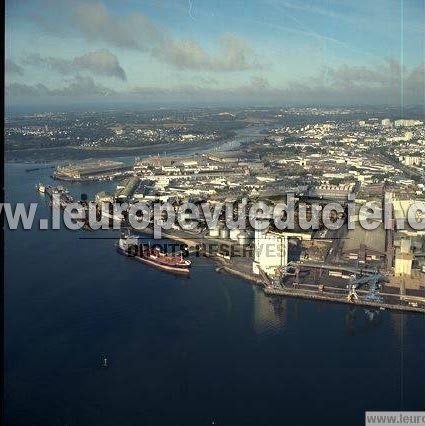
117, 232, 140, 256
117, 232, 191, 273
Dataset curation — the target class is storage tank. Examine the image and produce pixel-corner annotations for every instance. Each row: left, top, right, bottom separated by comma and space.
208, 226, 220, 237
229, 228, 240, 241
237, 230, 250, 245
209, 221, 224, 238
219, 227, 230, 239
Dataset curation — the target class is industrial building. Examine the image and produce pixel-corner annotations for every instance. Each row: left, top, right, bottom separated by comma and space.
252, 229, 288, 276
55, 159, 126, 180
342, 225, 387, 265
114, 176, 140, 201
308, 183, 356, 200
252, 227, 311, 276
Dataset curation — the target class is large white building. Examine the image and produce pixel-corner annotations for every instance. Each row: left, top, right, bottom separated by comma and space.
394, 119, 423, 127
252, 229, 288, 276
394, 239, 413, 277
252, 227, 311, 276
399, 156, 422, 166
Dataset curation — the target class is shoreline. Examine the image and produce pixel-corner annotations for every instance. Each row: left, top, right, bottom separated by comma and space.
135, 227, 425, 314
39, 183, 425, 316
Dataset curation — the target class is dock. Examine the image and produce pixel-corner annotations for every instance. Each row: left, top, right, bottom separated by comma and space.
263, 286, 425, 314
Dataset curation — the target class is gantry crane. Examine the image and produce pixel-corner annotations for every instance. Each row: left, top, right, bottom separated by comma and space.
346, 274, 386, 302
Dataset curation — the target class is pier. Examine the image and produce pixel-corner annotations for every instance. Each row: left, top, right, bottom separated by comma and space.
263, 286, 425, 314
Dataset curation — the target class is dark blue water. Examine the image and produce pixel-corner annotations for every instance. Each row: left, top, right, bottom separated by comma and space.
4, 164, 425, 426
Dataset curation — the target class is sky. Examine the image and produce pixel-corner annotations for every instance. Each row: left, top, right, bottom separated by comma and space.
5, 0, 425, 108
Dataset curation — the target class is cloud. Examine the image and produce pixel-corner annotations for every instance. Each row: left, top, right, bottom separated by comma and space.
51, 75, 116, 96
6, 59, 24, 76
6, 60, 425, 106
127, 76, 283, 103
32, 1, 261, 71
320, 58, 423, 104
6, 82, 47, 98
150, 33, 259, 71
214, 34, 260, 71
25, 49, 127, 80
327, 65, 383, 87
197, 76, 219, 86
248, 76, 270, 90
6, 75, 273, 103
72, 50, 126, 80
6, 76, 115, 98
326, 59, 409, 88
73, 2, 161, 50
286, 59, 424, 104
151, 39, 211, 70
406, 63, 425, 89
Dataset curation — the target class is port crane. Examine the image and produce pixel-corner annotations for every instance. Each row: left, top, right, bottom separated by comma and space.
346, 274, 386, 302
277, 262, 298, 275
